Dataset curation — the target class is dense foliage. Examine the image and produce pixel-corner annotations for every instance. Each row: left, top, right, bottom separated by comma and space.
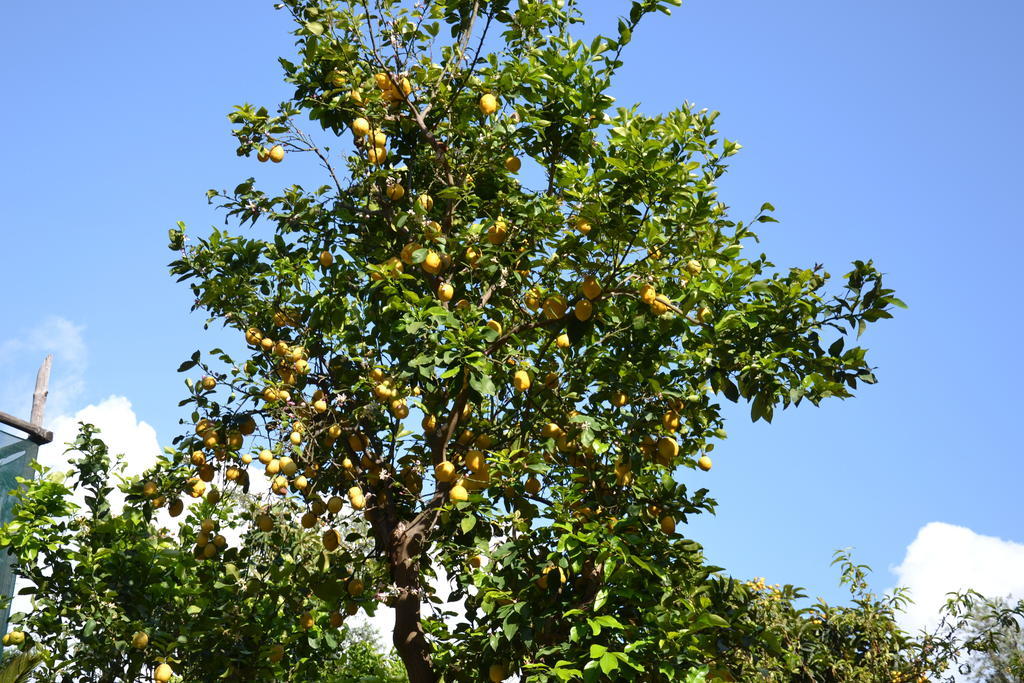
161, 0, 906, 680
0, 426, 404, 682
1, 428, 1021, 682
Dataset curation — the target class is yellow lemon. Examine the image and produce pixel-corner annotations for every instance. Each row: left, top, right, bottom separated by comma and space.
449, 484, 469, 502
391, 399, 409, 419
543, 295, 567, 320
574, 299, 593, 321
435, 461, 456, 483
399, 241, 420, 265
657, 436, 679, 461
352, 117, 371, 137
386, 182, 405, 200
465, 450, 485, 473
487, 218, 508, 245
512, 370, 531, 392
639, 283, 657, 305
423, 251, 442, 274
479, 93, 498, 116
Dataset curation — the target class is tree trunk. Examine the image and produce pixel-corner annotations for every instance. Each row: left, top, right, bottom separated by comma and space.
391, 545, 436, 683
381, 379, 454, 683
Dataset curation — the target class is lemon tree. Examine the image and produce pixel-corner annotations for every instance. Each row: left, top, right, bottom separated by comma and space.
155, 0, 903, 680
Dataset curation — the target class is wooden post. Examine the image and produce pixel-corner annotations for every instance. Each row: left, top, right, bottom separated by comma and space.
0, 356, 53, 445
30, 355, 51, 429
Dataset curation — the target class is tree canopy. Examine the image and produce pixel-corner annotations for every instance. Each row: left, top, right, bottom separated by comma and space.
0, 1, 955, 681
163, 0, 904, 680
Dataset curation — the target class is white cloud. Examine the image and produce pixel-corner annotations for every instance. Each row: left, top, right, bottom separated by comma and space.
37, 395, 161, 513
0, 316, 87, 419
891, 522, 1024, 635
0, 317, 165, 518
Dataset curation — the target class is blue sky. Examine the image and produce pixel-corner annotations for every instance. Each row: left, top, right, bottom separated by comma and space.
2, 0, 1023, 623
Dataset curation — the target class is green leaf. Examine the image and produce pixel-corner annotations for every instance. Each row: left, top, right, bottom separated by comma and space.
0, 648, 44, 683
594, 615, 625, 629
691, 612, 730, 630
720, 375, 739, 402
599, 652, 619, 675
469, 372, 496, 396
